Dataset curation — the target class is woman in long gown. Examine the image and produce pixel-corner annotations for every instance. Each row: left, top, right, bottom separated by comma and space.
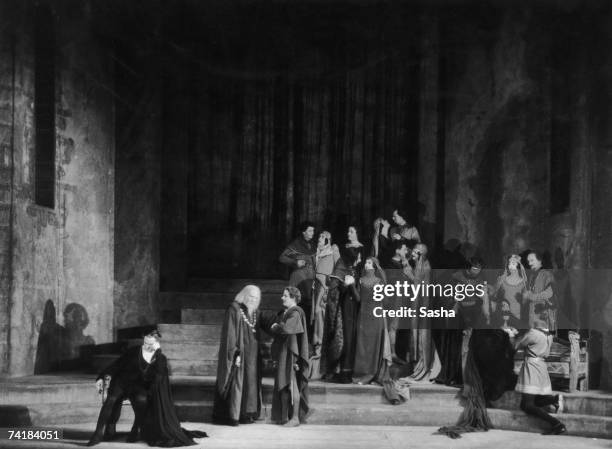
310, 231, 340, 380
323, 242, 360, 382
404, 243, 441, 382
212, 285, 264, 426
352, 257, 392, 385
490, 254, 527, 329
142, 344, 208, 446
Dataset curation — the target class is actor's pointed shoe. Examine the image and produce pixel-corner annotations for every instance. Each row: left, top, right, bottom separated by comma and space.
283, 417, 300, 427
86, 433, 103, 446
542, 423, 567, 435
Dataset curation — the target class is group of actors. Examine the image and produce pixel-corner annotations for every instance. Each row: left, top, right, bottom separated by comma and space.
270, 209, 566, 435
86, 208, 567, 446
86, 286, 311, 447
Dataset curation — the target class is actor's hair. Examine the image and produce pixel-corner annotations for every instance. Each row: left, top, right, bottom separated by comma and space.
469, 256, 484, 269
298, 221, 315, 234
393, 240, 407, 253
144, 329, 162, 340
366, 256, 387, 284
235, 285, 261, 306
284, 286, 302, 304
394, 208, 413, 225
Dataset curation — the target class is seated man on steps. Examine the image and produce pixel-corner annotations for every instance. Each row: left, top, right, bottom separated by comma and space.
87, 329, 161, 446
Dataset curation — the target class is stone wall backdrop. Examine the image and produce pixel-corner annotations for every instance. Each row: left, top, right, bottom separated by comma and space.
106, 0, 161, 331
0, 0, 15, 375
3, 0, 115, 376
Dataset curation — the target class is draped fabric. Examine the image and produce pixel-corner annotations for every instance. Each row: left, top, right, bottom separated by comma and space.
160, 6, 421, 278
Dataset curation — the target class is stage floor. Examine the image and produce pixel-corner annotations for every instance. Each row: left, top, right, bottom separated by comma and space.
0, 423, 609, 449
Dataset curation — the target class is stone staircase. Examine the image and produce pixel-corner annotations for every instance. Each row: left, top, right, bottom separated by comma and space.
2, 277, 611, 439
2, 375, 611, 438
90, 279, 286, 376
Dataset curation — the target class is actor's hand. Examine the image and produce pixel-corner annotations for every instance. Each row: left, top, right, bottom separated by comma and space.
96, 379, 104, 394
344, 275, 355, 285
293, 363, 299, 371
235, 355, 241, 367
296, 260, 306, 268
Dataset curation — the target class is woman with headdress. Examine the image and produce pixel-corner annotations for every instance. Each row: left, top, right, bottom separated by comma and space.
372, 209, 420, 268
323, 239, 360, 383
490, 254, 527, 329
404, 243, 441, 382
352, 257, 392, 385
309, 231, 340, 380
213, 285, 264, 426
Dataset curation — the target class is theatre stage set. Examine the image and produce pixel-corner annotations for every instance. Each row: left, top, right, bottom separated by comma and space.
1, 0, 612, 443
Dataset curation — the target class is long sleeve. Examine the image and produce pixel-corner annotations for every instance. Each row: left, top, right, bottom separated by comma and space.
532, 285, 553, 301
271, 308, 304, 335
279, 247, 298, 267
258, 309, 281, 333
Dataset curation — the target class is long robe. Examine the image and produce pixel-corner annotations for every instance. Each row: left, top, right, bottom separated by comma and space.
212, 302, 262, 423
405, 260, 441, 382
143, 350, 207, 446
270, 306, 310, 424
352, 272, 392, 385
310, 244, 340, 379
526, 269, 555, 331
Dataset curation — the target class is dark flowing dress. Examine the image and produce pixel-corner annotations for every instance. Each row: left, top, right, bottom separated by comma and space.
438, 326, 516, 439
212, 302, 262, 424
142, 350, 207, 446
270, 306, 310, 424
352, 272, 391, 385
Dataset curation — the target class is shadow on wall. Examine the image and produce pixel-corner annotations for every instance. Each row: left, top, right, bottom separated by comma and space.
34, 300, 95, 374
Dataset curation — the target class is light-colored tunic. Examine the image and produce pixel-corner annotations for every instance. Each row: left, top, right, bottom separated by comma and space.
515, 328, 553, 395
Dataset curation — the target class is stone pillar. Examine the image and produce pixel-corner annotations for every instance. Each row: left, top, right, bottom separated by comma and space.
0, 20, 14, 375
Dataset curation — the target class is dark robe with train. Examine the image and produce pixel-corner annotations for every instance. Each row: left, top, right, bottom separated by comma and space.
270, 305, 310, 424
94, 346, 206, 447
213, 302, 263, 423
323, 257, 360, 379
352, 271, 391, 385
143, 350, 207, 446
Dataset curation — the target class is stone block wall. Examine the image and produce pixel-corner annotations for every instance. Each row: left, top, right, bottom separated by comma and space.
1, 0, 115, 376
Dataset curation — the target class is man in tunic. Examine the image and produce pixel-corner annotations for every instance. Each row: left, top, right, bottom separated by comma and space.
269, 286, 310, 427
515, 319, 566, 435
279, 222, 317, 327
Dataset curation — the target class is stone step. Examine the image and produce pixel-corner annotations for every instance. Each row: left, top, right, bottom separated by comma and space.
0, 377, 98, 405
186, 278, 287, 293
160, 292, 282, 311
492, 389, 612, 416
158, 323, 223, 342
171, 400, 612, 439
169, 377, 460, 406
167, 359, 219, 376
163, 342, 220, 360
0, 402, 135, 427
181, 308, 227, 324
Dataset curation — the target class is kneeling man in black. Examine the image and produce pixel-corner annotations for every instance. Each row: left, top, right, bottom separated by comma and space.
87, 329, 161, 446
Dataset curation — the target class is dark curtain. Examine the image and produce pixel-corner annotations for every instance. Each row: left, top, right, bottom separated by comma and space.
162, 3, 421, 278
